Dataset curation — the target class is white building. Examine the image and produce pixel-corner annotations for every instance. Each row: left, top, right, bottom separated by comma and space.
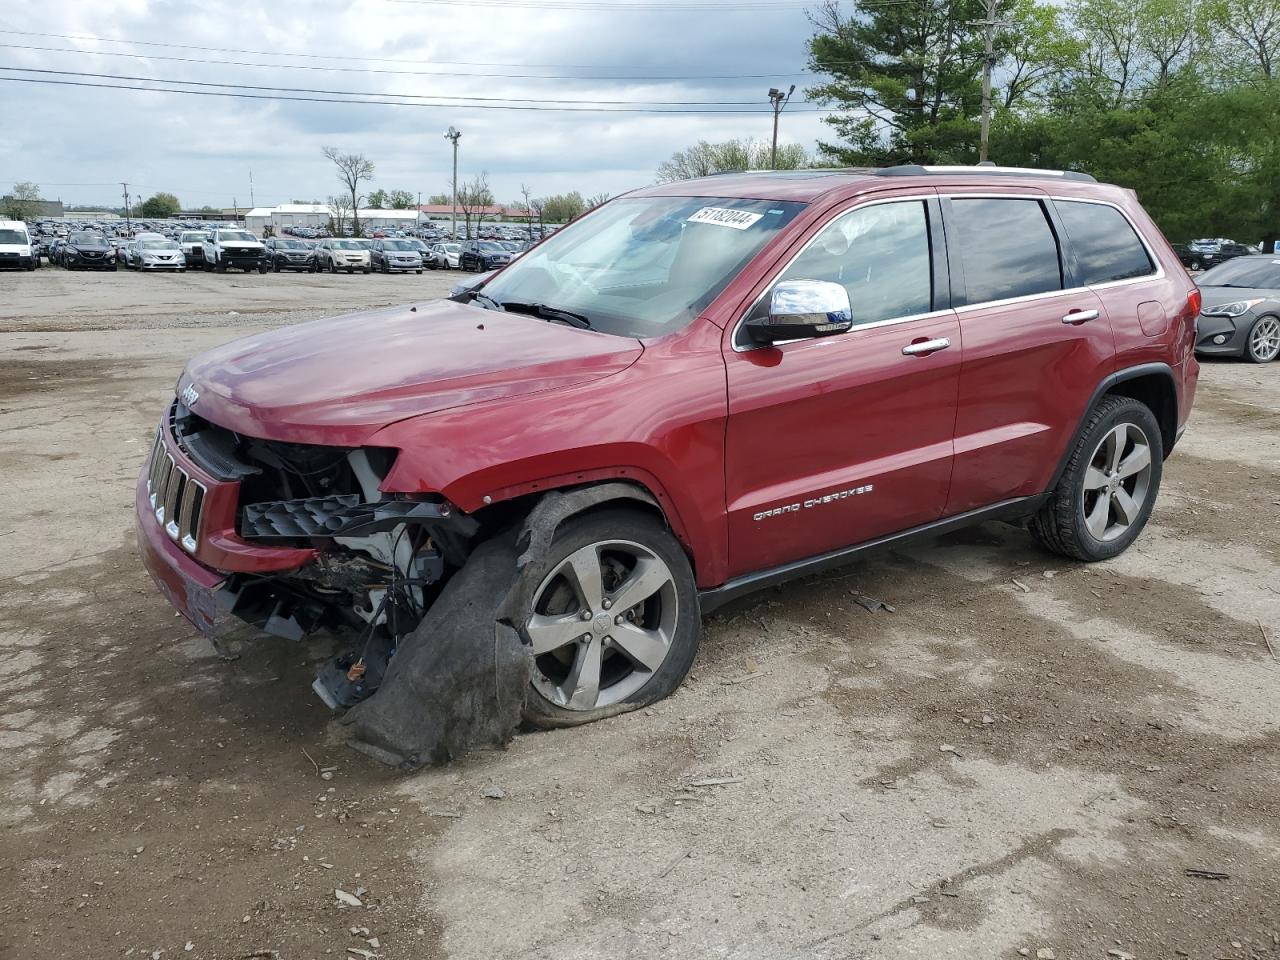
244, 204, 422, 235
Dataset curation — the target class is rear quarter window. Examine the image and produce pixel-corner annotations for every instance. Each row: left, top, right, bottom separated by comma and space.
1055, 200, 1154, 285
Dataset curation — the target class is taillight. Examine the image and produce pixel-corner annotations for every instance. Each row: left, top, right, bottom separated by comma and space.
1187, 287, 1202, 316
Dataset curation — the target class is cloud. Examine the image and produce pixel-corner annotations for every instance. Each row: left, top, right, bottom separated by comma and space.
0, 0, 830, 208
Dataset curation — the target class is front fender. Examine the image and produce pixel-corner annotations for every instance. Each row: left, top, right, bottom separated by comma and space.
369, 319, 731, 587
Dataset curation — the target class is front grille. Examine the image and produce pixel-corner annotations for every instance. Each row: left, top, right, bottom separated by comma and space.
148, 433, 206, 553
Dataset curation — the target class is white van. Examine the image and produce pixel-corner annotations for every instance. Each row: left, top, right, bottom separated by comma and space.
0, 220, 36, 270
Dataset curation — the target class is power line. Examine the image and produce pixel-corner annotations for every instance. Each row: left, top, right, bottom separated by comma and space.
0, 72, 829, 114
0, 65, 794, 106
0, 39, 815, 82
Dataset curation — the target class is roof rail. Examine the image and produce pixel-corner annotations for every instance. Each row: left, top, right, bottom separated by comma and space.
874, 164, 1097, 183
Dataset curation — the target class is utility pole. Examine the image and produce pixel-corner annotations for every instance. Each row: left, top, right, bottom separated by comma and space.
444, 126, 461, 240
121, 182, 131, 234
768, 85, 795, 170
975, 0, 1006, 163
249, 169, 255, 208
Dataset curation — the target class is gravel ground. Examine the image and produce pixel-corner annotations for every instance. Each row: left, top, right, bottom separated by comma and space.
1, 270, 1277, 960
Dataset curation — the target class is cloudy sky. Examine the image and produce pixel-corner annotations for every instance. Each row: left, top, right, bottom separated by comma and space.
0, 0, 835, 211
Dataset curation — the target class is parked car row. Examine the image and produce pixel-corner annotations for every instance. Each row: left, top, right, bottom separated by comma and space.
1173, 238, 1261, 271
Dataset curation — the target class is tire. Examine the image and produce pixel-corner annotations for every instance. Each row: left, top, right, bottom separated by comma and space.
518, 509, 700, 729
415, 269, 422, 275
329, 259, 337, 274
1243, 315, 1280, 363
362, 267, 370, 274
258, 264, 269, 274
309, 263, 317, 273
1190, 259, 1201, 271
216, 259, 226, 273
180, 268, 186, 273
1030, 395, 1163, 562
273, 260, 281, 272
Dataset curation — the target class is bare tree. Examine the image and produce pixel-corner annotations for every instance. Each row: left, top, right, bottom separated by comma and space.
529, 195, 546, 236
520, 183, 536, 239
586, 192, 613, 209
327, 194, 352, 236
456, 171, 494, 240
322, 146, 374, 237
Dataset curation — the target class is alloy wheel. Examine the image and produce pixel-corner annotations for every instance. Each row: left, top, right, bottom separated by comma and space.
1248, 316, 1280, 362
1080, 422, 1154, 542
527, 540, 678, 710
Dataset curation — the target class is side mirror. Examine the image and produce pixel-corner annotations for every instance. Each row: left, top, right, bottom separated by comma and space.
745, 279, 854, 344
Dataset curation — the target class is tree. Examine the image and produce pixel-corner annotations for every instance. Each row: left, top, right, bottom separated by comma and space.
540, 192, 587, 223
387, 189, 416, 209
327, 194, 352, 236
520, 184, 538, 238
806, 0, 986, 165
586, 192, 613, 209
366, 188, 389, 209
998, 0, 1085, 110
427, 193, 451, 205
456, 172, 494, 239
656, 139, 811, 181
3, 181, 41, 221
322, 146, 374, 237
139, 192, 181, 218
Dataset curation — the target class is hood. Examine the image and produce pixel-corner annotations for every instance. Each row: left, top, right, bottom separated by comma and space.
69, 240, 112, 253
180, 299, 644, 446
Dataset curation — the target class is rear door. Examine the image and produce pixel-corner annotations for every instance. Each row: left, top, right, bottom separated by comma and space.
722, 194, 962, 578
940, 190, 1114, 514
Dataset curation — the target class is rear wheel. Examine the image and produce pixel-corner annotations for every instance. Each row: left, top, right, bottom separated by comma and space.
519, 509, 700, 728
1244, 315, 1280, 363
1030, 395, 1162, 562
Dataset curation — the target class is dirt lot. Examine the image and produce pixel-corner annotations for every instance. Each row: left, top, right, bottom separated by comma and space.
1, 269, 1277, 960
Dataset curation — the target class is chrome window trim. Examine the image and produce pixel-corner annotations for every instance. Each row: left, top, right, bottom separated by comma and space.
731, 191, 1166, 352
731, 193, 937, 353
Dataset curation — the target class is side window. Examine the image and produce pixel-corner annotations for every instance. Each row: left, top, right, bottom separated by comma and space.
749, 200, 933, 330
1054, 200, 1154, 285
950, 198, 1062, 303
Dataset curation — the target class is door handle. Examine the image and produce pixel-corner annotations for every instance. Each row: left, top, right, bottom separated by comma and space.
1062, 308, 1100, 325
902, 337, 952, 356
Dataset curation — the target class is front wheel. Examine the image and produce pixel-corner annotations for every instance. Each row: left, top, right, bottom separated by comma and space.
1244, 315, 1280, 363
1030, 395, 1163, 562
518, 509, 700, 729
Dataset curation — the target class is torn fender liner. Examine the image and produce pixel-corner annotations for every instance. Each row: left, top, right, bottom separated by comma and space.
334, 483, 659, 769
336, 531, 531, 769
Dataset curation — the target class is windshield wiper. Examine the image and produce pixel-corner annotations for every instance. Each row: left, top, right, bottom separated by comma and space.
469, 290, 504, 310
499, 301, 593, 329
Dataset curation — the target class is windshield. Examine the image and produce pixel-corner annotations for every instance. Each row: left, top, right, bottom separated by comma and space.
141, 239, 179, 250
383, 240, 415, 250
276, 239, 305, 249
70, 232, 104, 245
332, 240, 363, 250
0, 229, 26, 244
181, 232, 208, 242
1198, 258, 1280, 289
479, 196, 804, 337
219, 230, 255, 243
443, 243, 459, 253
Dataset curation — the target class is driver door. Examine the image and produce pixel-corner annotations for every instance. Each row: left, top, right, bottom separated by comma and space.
722, 195, 961, 578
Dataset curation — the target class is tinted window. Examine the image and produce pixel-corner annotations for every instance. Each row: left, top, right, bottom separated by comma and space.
751, 200, 933, 330
1197, 257, 1280, 289
1055, 200, 1153, 285
951, 198, 1062, 303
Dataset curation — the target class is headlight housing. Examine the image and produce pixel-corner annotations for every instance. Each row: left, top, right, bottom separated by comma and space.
1201, 299, 1264, 318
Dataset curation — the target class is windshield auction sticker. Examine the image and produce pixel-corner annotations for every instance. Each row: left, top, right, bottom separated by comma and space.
687, 207, 765, 230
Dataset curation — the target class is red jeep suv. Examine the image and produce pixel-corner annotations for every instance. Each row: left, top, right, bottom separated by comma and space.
138, 165, 1199, 727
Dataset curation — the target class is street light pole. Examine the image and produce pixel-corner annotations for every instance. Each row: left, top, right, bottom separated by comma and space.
974, 0, 1006, 163
768, 85, 795, 170
444, 126, 461, 240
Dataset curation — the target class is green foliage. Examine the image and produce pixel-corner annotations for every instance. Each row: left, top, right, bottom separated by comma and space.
139, 192, 181, 218
3, 181, 41, 220
387, 189, 416, 209
806, 0, 1280, 243
365, 188, 389, 209
540, 192, 587, 223
656, 139, 813, 181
